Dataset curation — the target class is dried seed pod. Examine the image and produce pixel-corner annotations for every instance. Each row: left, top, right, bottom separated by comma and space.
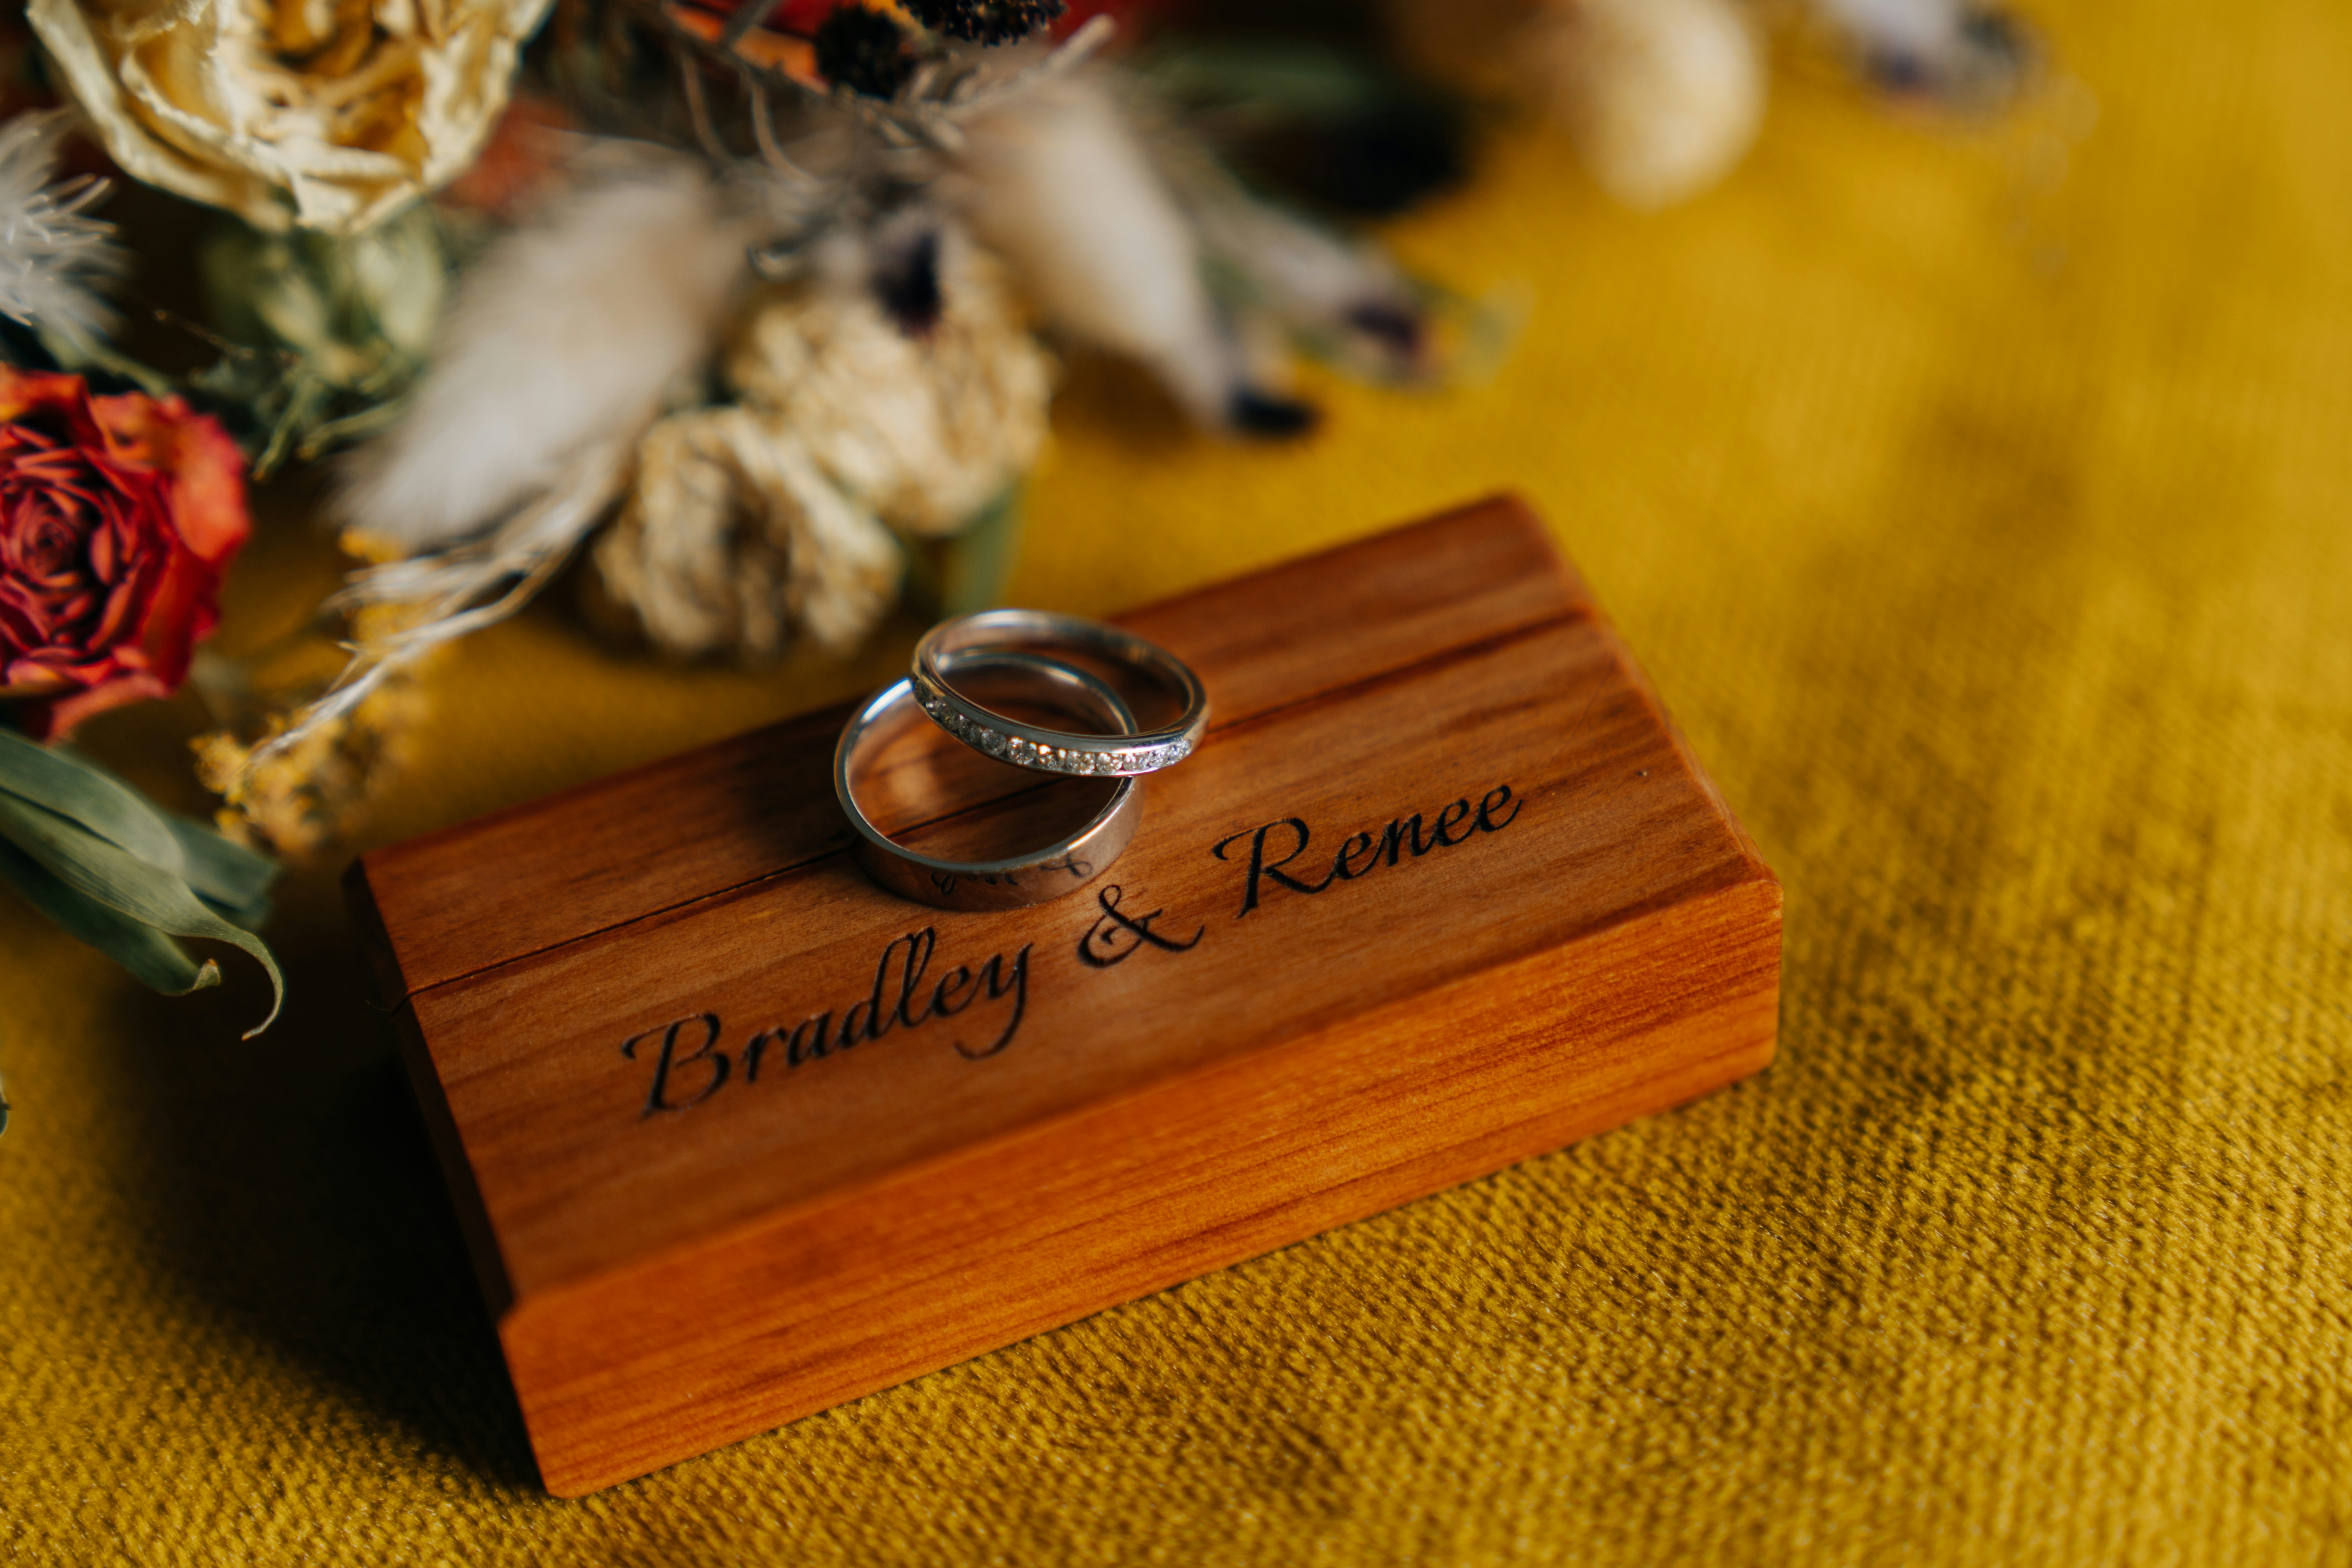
815, 6, 918, 99
904, 0, 1065, 45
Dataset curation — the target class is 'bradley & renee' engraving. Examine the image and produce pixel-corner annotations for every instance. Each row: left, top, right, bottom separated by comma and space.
1210, 783, 1522, 917
621, 927, 1030, 1116
619, 780, 1518, 1120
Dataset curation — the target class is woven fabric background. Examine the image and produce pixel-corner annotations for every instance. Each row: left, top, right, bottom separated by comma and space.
5, 0, 2350, 1560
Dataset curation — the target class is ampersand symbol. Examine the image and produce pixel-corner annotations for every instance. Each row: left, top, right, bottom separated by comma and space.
1078, 884, 1205, 968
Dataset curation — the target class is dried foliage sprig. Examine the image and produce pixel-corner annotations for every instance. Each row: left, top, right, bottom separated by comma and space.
233, 432, 637, 789
191, 205, 452, 477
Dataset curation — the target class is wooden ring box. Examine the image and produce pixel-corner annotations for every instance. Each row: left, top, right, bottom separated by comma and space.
348, 494, 1783, 1495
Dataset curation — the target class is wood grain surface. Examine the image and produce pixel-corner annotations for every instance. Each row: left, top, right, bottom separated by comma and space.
351, 497, 1589, 1000
349, 494, 1782, 1495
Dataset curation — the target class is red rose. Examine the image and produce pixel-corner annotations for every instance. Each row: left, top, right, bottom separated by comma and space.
0, 367, 250, 739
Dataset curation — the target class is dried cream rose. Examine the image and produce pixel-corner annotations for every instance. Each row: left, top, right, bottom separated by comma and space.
723, 229, 1053, 539
593, 407, 904, 663
29, 0, 555, 234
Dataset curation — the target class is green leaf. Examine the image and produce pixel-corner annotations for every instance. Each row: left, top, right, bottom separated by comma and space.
0, 794, 280, 1036
0, 735, 281, 923
0, 834, 221, 998
163, 814, 276, 929
0, 728, 189, 879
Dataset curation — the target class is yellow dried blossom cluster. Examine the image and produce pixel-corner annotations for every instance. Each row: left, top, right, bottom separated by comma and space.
192, 588, 437, 858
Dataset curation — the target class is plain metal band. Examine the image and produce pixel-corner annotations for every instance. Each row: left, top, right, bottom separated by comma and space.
911, 610, 1209, 777
835, 651, 1144, 911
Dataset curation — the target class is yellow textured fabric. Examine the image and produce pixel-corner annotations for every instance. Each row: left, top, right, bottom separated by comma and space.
6, 0, 2352, 1559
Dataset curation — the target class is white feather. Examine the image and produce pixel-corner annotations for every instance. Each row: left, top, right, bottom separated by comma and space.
947, 73, 1250, 426
338, 149, 756, 553
0, 110, 124, 343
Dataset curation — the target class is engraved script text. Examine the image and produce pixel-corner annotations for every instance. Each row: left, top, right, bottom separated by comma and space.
1210, 783, 1523, 917
620, 927, 1029, 1116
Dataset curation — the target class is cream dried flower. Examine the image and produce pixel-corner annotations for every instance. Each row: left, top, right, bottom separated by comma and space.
593, 407, 902, 662
1531, 0, 1766, 210
29, 0, 554, 234
723, 227, 1053, 539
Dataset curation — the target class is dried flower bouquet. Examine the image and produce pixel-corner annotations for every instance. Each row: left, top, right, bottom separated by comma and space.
0, 0, 2051, 1093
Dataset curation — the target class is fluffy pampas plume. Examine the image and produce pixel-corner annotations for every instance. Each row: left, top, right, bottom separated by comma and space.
949, 72, 1312, 434
1532, 0, 1766, 210
0, 111, 125, 344
233, 147, 771, 791
338, 150, 758, 555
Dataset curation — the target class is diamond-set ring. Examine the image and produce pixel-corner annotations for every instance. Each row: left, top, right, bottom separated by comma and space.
909, 609, 1209, 780
835, 610, 1207, 909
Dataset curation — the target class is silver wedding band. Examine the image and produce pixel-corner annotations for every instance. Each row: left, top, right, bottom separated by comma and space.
912, 610, 1209, 778
835, 650, 1144, 911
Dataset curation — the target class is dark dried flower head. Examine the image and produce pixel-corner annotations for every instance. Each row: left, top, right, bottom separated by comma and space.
902, 0, 1064, 45
871, 226, 944, 337
815, 5, 916, 98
